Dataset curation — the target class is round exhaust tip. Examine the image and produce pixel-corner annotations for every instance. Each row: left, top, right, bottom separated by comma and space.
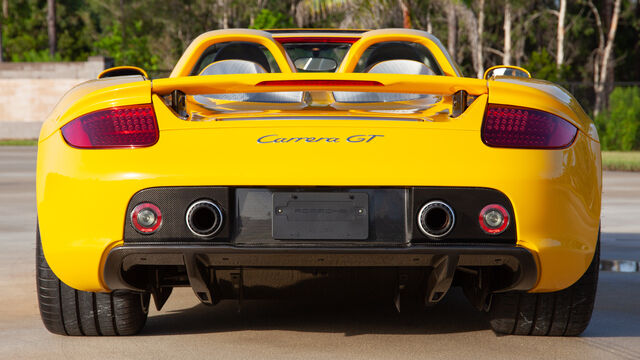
186, 200, 224, 238
417, 201, 455, 238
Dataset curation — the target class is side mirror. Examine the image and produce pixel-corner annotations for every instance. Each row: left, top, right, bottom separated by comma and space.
293, 57, 338, 72
483, 65, 531, 80
98, 66, 148, 79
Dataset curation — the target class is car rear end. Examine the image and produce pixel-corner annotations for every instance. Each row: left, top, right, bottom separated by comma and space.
36, 29, 601, 337
37, 72, 600, 301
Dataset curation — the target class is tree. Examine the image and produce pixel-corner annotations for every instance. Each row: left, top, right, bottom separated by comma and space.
455, 1, 484, 78
0, 5, 4, 62
554, 0, 566, 68
0, 0, 7, 61
47, 0, 56, 57
398, 0, 411, 28
503, 0, 511, 65
588, 0, 622, 116
446, 1, 456, 62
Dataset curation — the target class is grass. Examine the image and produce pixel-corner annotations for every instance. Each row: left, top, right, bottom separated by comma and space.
602, 151, 640, 171
0, 139, 38, 146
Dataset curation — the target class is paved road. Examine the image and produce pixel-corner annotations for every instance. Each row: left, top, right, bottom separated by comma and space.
1, 146, 639, 360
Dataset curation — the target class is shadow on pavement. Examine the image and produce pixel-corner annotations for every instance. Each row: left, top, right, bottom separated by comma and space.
141, 288, 490, 336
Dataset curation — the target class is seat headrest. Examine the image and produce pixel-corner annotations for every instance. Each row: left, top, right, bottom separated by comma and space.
213, 42, 271, 72
364, 42, 422, 69
367, 59, 435, 75
199, 59, 267, 76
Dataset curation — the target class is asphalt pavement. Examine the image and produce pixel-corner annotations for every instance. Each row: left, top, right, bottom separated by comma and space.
1, 146, 639, 360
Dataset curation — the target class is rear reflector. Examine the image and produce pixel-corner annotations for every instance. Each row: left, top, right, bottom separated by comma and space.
61, 104, 158, 148
256, 80, 384, 87
482, 104, 577, 149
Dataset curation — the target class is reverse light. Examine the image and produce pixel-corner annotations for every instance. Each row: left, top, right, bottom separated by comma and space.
479, 204, 510, 235
131, 203, 162, 234
61, 104, 158, 148
482, 104, 577, 149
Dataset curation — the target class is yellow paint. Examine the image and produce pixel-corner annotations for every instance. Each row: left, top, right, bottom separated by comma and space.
169, 29, 295, 77
36, 29, 601, 295
338, 29, 460, 76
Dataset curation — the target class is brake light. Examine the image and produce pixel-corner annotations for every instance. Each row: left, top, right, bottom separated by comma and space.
61, 104, 158, 148
482, 104, 577, 149
256, 80, 383, 87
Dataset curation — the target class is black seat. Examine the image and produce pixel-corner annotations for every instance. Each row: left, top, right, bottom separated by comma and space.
213, 42, 271, 73
364, 42, 422, 70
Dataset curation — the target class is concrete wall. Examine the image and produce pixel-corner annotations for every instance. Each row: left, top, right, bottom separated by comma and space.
0, 57, 109, 139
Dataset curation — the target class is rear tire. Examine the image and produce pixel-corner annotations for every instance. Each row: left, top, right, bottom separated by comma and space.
36, 226, 150, 336
488, 237, 599, 336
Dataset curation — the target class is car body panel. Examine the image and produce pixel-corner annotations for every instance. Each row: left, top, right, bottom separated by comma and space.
170, 29, 295, 77
36, 28, 601, 296
337, 29, 460, 76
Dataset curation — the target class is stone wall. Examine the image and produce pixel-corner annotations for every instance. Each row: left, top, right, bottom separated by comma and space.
0, 57, 109, 139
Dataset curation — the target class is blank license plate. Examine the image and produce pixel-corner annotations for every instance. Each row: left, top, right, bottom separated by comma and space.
272, 192, 369, 240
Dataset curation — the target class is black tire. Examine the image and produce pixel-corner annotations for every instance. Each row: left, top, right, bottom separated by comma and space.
36, 226, 150, 336
488, 237, 599, 336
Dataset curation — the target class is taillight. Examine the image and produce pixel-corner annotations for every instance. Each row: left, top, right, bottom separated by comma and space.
482, 104, 577, 149
61, 104, 158, 148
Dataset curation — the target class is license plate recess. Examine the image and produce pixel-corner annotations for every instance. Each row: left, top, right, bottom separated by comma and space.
272, 192, 369, 240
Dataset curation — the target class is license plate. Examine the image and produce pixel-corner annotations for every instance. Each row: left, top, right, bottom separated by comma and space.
272, 192, 369, 240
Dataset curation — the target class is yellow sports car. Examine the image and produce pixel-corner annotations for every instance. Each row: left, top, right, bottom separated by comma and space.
36, 28, 601, 336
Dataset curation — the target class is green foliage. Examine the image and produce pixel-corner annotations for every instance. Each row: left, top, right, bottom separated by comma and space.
596, 87, 640, 151
250, 9, 294, 30
523, 48, 569, 83
11, 49, 62, 62
93, 21, 158, 70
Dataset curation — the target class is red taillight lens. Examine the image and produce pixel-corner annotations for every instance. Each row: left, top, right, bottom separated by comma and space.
479, 204, 510, 235
61, 104, 158, 148
131, 203, 162, 234
482, 104, 577, 149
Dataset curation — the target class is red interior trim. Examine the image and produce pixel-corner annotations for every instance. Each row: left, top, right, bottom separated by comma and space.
275, 37, 360, 44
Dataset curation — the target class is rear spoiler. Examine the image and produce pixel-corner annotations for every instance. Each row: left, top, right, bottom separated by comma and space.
152, 73, 488, 117
152, 73, 487, 96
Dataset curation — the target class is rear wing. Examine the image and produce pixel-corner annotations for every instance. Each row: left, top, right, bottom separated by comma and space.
153, 73, 486, 96
152, 73, 488, 118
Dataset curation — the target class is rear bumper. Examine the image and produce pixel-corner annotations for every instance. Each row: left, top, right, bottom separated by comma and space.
38, 124, 600, 293
103, 244, 538, 300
